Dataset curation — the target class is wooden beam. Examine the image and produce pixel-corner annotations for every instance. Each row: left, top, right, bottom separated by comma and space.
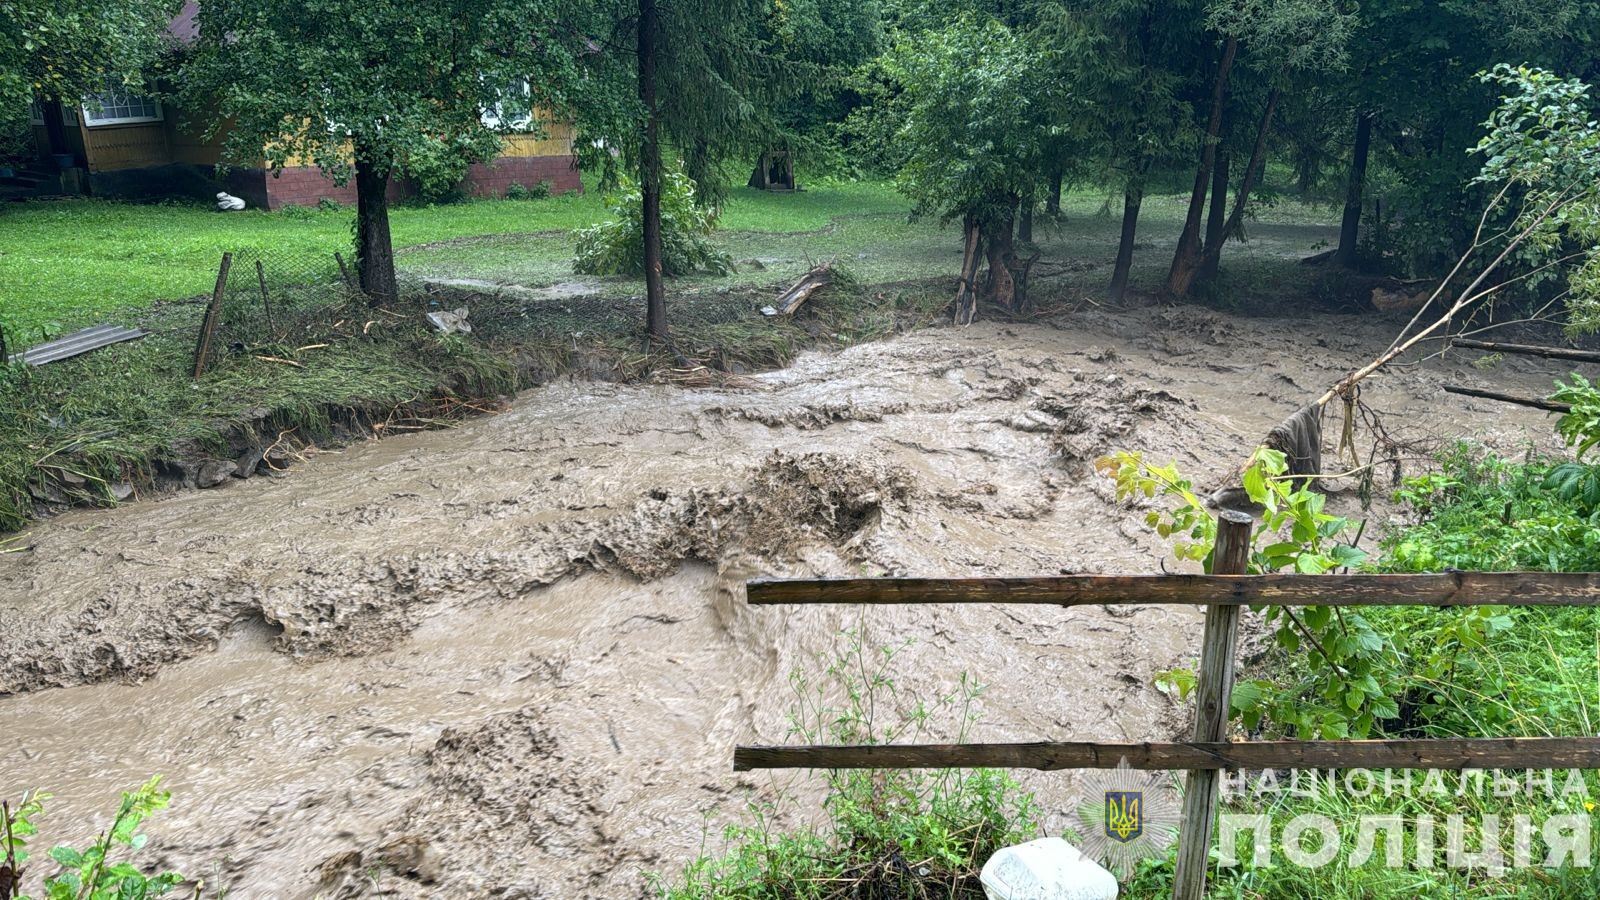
745, 572, 1600, 608
1173, 511, 1250, 900
1444, 384, 1570, 413
733, 737, 1600, 772
1452, 337, 1600, 366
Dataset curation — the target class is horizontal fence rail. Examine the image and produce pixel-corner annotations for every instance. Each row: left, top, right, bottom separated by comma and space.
746, 572, 1600, 607
735, 737, 1600, 772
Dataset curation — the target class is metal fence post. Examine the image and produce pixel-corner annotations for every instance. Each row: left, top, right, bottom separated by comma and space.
1172, 509, 1253, 900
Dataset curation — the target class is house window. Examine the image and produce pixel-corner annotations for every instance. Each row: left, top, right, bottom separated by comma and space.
28, 101, 45, 125
482, 79, 534, 131
81, 83, 162, 127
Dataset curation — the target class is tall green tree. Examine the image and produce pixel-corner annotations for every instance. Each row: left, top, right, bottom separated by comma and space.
1326, 0, 1600, 273
878, 18, 1061, 321
1, 0, 177, 115
182, 0, 589, 305
580, 0, 770, 342
1166, 0, 1355, 298
1043, 0, 1208, 302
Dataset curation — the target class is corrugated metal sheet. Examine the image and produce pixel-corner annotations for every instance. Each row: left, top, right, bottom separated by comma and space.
11, 324, 147, 366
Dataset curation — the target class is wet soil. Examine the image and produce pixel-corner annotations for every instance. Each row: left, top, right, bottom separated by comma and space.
0, 305, 1565, 898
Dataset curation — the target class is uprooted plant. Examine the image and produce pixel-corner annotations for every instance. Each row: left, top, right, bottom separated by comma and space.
2, 778, 198, 900
653, 630, 1039, 899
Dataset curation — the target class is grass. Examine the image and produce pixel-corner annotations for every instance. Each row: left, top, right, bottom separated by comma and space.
0, 179, 908, 338
0, 175, 1341, 341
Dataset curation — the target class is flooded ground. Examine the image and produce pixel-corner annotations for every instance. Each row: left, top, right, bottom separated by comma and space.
0, 305, 1566, 897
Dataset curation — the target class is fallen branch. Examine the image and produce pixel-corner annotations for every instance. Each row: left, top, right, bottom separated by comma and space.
1442, 384, 1570, 413
771, 264, 833, 316
1450, 338, 1600, 365
254, 355, 306, 368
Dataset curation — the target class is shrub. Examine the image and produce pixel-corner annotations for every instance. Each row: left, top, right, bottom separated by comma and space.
573, 167, 733, 277
505, 180, 551, 201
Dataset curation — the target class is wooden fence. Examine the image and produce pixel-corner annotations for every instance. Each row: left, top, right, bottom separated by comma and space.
734, 512, 1600, 899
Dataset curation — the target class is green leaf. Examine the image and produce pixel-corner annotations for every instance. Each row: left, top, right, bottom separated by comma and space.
48, 846, 83, 868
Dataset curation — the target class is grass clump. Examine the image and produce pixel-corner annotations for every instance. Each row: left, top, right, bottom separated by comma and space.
654, 634, 1040, 899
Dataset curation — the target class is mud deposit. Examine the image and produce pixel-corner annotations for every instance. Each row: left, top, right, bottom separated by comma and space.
0, 306, 1564, 897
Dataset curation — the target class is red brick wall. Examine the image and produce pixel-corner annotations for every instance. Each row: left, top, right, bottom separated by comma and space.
461, 155, 582, 198
262, 154, 581, 209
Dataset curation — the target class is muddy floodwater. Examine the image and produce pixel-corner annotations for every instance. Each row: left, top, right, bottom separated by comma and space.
0, 306, 1564, 897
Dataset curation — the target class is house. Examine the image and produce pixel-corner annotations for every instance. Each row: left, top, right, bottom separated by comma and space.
24, 2, 581, 209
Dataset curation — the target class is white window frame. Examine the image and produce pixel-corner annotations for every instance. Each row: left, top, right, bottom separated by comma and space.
80, 82, 163, 127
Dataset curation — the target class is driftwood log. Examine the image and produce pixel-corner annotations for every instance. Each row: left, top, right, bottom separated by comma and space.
1451, 337, 1600, 366
1442, 384, 1571, 413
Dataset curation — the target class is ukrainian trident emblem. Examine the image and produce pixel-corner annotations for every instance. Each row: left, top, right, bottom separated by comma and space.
1103, 789, 1144, 843
1074, 758, 1180, 877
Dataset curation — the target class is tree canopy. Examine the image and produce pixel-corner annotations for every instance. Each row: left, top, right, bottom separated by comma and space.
182, 0, 591, 302
1, 0, 178, 113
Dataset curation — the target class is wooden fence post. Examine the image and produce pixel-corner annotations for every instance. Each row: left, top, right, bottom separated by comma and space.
334, 252, 355, 291
255, 259, 274, 331
1172, 509, 1253, 900
193, 251, 232, 378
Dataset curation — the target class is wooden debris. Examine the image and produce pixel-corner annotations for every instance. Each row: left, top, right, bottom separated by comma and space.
254, 355, 305, 368
192, 251, 232, 378
1451, 337, 1600, 365
1443, 384, 1570, 412
770, 264, 832, 316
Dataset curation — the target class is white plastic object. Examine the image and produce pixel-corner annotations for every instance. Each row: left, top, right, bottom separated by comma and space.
980, 837, 1119, 900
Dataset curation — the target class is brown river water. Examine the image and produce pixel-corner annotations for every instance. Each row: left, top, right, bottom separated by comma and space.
0, 306, 1564, 897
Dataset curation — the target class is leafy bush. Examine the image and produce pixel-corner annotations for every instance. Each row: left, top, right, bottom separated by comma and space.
507, 180, 551, 201
573, 168, 733, 277
2, 778, 195, 900
403, 132, 497, 205
653, 634, 1038, 898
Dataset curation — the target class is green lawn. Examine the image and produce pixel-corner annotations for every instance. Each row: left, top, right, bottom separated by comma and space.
0, 176, 1339, 342
0, 179, 911, 338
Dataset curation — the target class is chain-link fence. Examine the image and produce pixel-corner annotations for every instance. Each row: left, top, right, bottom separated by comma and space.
192, 247, 367, 375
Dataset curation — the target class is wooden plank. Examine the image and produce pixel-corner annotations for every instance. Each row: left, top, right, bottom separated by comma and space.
1173, 511, 1250, 900
1452, 337, 1600, 366
733, 737, 1600, 772
1444, 384, 1570, 413
745, 572, 1600, 608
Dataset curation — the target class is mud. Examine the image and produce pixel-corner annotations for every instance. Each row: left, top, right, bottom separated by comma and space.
0, 305, 1566, 898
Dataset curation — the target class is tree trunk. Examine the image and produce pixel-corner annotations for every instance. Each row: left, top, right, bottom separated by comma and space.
1167, 36, 1238, 299
638, 0, 667, 343
983, 206, 1018, 313
1335, 111, 1373, 267
1045, 167, 1063, 217
1108, 175, 1145, 304
1198, 87, 1280, 277
353, 143, 398, 307
1199, 148, 1230, 285
1018, 192, 1034, 243
954, 216, 983, 325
